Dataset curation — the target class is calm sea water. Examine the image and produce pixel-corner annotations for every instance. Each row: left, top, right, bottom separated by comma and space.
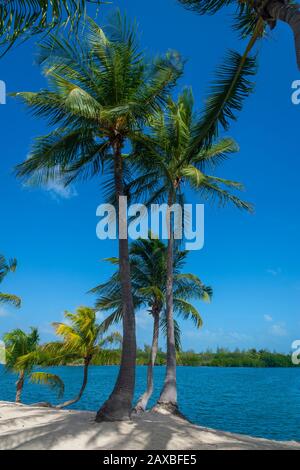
1, 365, 299, 442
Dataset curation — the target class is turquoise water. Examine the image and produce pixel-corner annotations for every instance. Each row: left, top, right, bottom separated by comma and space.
1, 365, 300, 442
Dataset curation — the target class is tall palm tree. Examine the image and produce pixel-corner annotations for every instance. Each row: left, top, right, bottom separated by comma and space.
0, 0, 102, 57
179, 0, 300, 69
91, 237, 212, 412
129, 88, 253, 413
14, 12, 182, 421
47, 307, 122, 409
3, 327, 64, 403
0, 255, 21, 308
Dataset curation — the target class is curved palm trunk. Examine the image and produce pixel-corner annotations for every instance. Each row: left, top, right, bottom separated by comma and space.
266, 1, 300, 69
96, 137, 136, 422
134, 309, 160, 413
15, 371, 25, 403
56, 357, 91, 409
154, 194, 178, 413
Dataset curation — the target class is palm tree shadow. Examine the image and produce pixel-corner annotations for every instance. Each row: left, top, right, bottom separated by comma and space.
1, 405, 298, 450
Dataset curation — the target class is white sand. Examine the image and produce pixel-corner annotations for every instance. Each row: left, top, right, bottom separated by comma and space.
0, 401, 299, 450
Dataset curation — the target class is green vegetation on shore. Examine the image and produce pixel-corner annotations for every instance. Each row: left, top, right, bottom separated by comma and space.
89, 347, 297, 368
0, 346, 297, 369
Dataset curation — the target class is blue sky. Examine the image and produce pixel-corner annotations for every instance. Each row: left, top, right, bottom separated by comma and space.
0, 0, 299, 353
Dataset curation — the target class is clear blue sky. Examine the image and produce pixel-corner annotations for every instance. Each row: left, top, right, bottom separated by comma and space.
0, 0, 299, 353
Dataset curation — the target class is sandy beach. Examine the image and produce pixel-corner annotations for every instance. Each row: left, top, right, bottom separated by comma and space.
0, 401, 299, 450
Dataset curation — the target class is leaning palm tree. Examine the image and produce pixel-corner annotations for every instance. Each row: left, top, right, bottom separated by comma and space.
129, 87, 253, 413
46, 307, 122, 409
179, 0, 300, 69
91, 237, 212, 413
0, 255, 21, 308
0, 0, 102, 57
14, 12, 182, 421
3, 327, 64, 403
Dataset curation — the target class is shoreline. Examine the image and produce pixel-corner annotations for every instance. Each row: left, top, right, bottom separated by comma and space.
2, 364, 296, 368
1, 401, 299, 450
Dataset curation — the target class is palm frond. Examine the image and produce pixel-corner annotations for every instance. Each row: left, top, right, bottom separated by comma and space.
0, 256, 17, 279
3, 327, 39, 372
29, 372, 65, 398
190, 50, 256, 153
98, 308, 123, 331
0, 255, 20, 308
174, 298, 203, 328
174, 273, 213, 302
193, 137, 239, 169
99, 331, 123, 348
200, 177, 254, 211
0, 1, 103, 57
0, 293, 21, 308
181, 165, 206, 186
178, 0, 234, 15
160, 316, 182, 352
233, 3, 261, 38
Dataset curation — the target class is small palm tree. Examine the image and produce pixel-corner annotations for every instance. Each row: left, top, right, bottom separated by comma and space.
91, 238, 212, 413
179, 0, 300, 69
0, 0, 102, 57
14, 12, 181, 421
130, 88, 253, 413
3, 328, 64, 403
48, 307, 122, 409
0, 255, 21, 308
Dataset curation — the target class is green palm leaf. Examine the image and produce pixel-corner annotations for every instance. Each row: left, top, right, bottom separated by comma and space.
178, 1, 263, 39
0, 1, 103, 57
173, 298, 203, 328
0, 255, 21, 309
0, 293, 21, 308
194, 137, 239, 168
178, 0, 234, 15
3, 327, 39, 372
29, 372, 65, 398
190, 50, 257, 153
99, 332, 123, 348
160, 316, 182, 352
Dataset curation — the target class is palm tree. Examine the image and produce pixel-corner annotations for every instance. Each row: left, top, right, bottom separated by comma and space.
0, 255, 21, 308
47, 306, 122, 409
0, 0, 102, 57
91, 237, 212, 413
129, 87, 253, 413
14, 12, 182, 421
3, 327, 64, 403
179, 0, 300, 69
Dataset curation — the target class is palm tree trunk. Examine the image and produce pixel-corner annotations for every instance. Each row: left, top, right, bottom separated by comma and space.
56, 357, 91, 409
134, 309, 160, 413
15, 371, 25, 403
154, 193, 178, 413
96, 137, 136, 422
266, 1, 300, 69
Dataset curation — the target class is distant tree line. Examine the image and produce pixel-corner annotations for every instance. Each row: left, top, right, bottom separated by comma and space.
90, 346, 298, 368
